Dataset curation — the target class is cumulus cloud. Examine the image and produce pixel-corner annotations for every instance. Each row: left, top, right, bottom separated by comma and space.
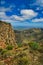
21, 9, 37, 18
0, 12, 11, 22
0, 12, 16, 24
0, 9, 43, 23
11, 9, 38, 21
11, 15, 24, 21
0, 9, 38, 23
21, 10, 37, 15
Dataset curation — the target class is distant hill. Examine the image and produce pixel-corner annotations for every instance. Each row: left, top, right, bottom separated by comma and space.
14, 28, 43, 44
13, 23, 43, 31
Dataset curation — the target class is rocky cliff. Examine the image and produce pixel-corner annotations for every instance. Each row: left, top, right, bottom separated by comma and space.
0, 21, 16, 47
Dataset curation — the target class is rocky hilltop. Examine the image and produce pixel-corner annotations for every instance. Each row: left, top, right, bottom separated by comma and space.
0, 21, 16, 47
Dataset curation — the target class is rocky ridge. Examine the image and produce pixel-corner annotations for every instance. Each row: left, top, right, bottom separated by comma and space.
0, 21, 16, 47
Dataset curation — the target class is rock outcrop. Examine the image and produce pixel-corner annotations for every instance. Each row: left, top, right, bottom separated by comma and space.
0, 21, 16, 47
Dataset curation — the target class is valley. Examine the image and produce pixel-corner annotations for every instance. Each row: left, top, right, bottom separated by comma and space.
0, 21, 43, 65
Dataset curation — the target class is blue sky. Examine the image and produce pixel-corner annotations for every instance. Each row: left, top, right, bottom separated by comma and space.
0, 0, 43, 28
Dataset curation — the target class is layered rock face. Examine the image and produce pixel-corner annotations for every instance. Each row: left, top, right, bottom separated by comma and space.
0, 21, 16, 46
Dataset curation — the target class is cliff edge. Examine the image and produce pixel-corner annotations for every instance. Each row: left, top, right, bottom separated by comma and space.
0, 21, 16, 47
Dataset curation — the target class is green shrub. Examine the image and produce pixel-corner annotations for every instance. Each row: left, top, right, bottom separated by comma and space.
17, 43, 22, 47
2, 51, 14, 58
29, 42, 40, 50
6, 45, 13, 50
1, 49, 7, 55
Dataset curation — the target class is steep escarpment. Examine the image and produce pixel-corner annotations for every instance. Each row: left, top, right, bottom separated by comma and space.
0, 21, 16, 46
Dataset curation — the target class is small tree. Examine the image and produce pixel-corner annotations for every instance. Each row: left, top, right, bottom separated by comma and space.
29, 42, 40, 50
6, 45, 13, 50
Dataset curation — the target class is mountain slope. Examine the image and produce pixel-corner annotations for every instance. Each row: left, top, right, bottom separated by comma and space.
0, 21, 16, 46
0, 21, 43, 65
14, 28, 43, 65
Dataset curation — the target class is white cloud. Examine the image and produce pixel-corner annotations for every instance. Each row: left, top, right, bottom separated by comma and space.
30, 0, 43, 8
0, 5, 15, 12
32, 18, 43, 22
0, 7, 11, 12
0, 9, 38, 23
0, 12, 10, 21
0, 12, 7, 19
0, 11, 16, 24
0, 10, 43, 23
21, 10, 37, 16
21, 9, 37, 19
11, 15, 24, 21
11, 9, 38, 21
